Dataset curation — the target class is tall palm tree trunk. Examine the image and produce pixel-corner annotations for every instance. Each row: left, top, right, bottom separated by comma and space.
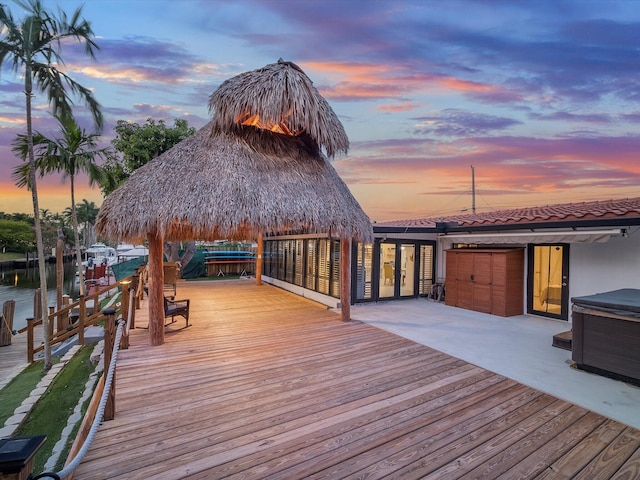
70, 175, 86, 296
25, 69, 52, 370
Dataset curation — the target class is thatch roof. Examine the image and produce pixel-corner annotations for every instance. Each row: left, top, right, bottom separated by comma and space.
96, 124, 372, 243
209, 59, 348, 158
95, 60, 372, 244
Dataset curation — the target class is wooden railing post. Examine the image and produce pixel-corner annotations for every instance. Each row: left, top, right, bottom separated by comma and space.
102, 308, 117, 421
61, 294, 71, 330
0, 300, 15, 347
121, 280, 131, 332
27, 317, 35, 363
131, 271, 140, 329
49, 306, 56, 336
78, 295, 86, 346
132, 269, 141, 311
120, 280, 132, 350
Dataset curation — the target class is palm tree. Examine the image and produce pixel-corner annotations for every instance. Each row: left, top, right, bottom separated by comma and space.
0, 0, 103, 370
13, 115, 109, 295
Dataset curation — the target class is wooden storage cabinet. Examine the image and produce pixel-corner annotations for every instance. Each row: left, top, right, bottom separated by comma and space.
445, 248, 524, 316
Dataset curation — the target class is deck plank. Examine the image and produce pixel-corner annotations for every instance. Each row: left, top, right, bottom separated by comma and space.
73, 281, 640, 479
0, 324, 44, 387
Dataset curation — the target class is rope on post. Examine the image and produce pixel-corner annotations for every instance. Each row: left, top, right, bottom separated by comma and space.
35, 317, 126, 480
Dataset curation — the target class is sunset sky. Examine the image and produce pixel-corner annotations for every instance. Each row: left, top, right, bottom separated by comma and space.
1, 0, 639, 222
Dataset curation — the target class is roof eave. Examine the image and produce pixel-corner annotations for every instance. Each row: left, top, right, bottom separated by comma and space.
373, 216, 640, 235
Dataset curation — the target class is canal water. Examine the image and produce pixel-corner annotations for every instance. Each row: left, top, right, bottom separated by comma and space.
0, 262, 80, 332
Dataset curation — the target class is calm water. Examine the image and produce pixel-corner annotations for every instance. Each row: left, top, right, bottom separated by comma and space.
0, 262, 80, 332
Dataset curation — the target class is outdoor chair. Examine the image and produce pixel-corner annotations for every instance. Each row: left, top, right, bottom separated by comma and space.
164, 295, 190, 329
163, 262, 180, 299
383, 263, 394, 285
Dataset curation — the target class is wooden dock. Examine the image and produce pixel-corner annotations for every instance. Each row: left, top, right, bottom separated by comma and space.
0, 324, 43, 389
74, 281, 640, 479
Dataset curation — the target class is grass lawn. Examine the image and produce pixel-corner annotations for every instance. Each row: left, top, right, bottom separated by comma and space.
14, 345, 98, 475
0, 361, 50, 425
0, 251, 24, 262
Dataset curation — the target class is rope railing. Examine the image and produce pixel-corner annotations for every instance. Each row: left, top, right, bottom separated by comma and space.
33, 316, 126, 480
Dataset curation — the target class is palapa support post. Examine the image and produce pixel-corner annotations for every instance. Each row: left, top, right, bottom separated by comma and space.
148, 230, 165, 346
256, 233, 263, 286
340, 238, 352, 322
102, 308, 117, 421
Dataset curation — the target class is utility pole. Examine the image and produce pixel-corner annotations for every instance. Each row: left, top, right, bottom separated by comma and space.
471, 165, 476, 214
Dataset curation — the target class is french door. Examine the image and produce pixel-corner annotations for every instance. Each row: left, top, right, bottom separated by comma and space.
378, 242, 417, 299
527, 244, 570, 320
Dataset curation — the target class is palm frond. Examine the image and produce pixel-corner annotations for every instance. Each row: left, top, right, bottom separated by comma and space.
12, 162, 32, 189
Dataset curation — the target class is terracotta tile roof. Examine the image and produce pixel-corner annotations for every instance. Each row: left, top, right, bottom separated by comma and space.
376, 197, 640, 228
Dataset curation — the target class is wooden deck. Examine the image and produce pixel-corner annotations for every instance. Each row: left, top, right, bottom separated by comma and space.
0, 323, 43, 389
74, 281, 640, 479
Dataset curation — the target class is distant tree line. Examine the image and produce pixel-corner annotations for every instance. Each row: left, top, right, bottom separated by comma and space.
0, 201, 99, 254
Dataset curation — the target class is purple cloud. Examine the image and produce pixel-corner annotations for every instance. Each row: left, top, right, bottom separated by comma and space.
413, 109, 522, 137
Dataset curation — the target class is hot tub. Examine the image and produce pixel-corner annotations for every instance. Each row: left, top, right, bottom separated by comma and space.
571, 288, 640, 386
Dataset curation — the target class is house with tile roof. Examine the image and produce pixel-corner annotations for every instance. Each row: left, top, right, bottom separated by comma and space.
263, 196, 640, 322
371, 196, 640, 320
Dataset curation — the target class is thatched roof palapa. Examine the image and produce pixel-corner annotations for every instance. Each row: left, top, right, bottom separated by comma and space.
96, 59, 372, 244
96, 124, 372, 242
95, 59, 371, 343
210, 59, 349, 158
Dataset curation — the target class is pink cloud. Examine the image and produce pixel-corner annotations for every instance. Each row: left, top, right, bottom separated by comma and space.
377, 103, 420, 112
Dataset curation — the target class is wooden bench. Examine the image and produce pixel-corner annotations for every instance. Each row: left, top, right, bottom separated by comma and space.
204, 251, 256, 277
164, 296, 190, 328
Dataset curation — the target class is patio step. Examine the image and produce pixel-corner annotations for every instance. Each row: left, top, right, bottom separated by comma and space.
552, 330, 572, 351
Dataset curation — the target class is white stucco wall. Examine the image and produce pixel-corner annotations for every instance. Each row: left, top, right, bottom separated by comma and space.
261, 276, 340, 308
569, 233, 640, 299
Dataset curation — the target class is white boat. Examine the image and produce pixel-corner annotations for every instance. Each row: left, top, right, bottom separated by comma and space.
118, 245, 149, 259
116, 242, 136, 255
83, 243, 118, 267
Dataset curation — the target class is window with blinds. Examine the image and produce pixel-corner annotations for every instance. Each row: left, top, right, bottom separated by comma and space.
355, 242, 373, 300
294, 239, 304, 286
419, 244, 434, 296
317, 239, 330, 295
330, 240, 341, 298
284, 240, 295, 284
263, 237, 354, 300
264, 241, 275, 277
305, 239, 317, 291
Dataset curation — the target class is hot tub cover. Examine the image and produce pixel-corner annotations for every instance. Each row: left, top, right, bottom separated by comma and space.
572, 288, 640, 317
